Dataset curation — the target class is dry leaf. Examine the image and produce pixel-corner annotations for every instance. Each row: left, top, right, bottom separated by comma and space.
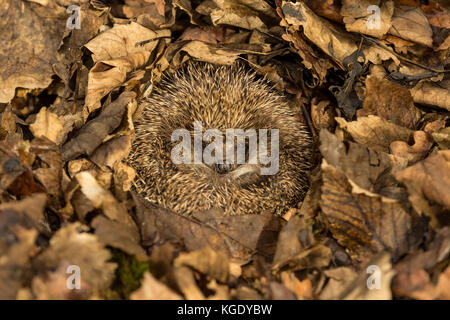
396, 150, 450, 215
389, 6, 433, 47
131, 272, 182, 300
320, 160, 425, 262
336, 116, 414, 153
360, 75, 417, 129
174, 247, 229, 283
62, 91, 136, 161
33, 223, 117, 295
0, 0, 65, 103
341, 0, 394, 38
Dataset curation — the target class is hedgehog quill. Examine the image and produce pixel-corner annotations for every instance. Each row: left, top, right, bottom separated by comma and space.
127, 63, 312, 215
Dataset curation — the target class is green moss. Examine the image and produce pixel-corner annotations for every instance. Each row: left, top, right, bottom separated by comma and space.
109, 248, 150, 299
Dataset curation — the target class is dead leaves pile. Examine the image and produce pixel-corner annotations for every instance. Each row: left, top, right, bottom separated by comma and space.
0, 0, 449, 300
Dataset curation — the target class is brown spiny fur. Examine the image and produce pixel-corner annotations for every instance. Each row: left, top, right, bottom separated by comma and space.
126, 62, 312, 215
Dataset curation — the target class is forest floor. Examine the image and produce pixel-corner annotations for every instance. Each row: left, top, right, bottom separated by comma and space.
0, 0, 449, 300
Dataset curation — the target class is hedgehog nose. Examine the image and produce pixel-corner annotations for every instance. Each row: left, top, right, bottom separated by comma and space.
214, 163, 237, 174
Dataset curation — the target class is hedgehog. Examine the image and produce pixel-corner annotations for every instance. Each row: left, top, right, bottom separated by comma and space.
126, 62, 312, 216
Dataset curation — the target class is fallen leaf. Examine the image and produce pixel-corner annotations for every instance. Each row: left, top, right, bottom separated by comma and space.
174, 247, 229, 283
61, 91, 136, 161
130, 271, 182, 300
360, 75, 418, 129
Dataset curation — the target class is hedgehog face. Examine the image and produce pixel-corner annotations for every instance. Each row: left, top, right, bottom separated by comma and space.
127, 63, 312, 215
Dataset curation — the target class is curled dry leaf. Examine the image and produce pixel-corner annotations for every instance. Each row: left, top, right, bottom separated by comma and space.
29, 107, 65, 145
173, 266, 205, 300
272, 214, 325, 272
0, 194, 46, 299
84, 22, 170, 111
389, 6, 433, 47
90, 135, 132, 170
131, 272, 182, 300
394, 227, 450, 276
196, 0, 278, 31
76, 171, 138, 232
179, 26, 226, 44
390, 131, 434, 165
340, 252, 395, 300
432, 127, 450, 150
280, 1, 397, 71
30, 138, 63, 206
311, 99, 336, 131
281, 1, 358, 67
411, 80, 450, 111
0, 147, 25, 193
91, 215, 148, 261
320, 157, 425, 262
134, 197, 284, 263
61, 91, 136, 161
336, 116, 414, 153
112, 0, 166, 29
319, 129, 408, 199
319, 266, 358, 299
168, 41, 269, 66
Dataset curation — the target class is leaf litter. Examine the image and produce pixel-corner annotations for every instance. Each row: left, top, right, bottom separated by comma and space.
0, 0, 449, 300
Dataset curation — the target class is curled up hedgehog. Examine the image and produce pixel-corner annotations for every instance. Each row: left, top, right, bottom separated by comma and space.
126, 62, 312, 216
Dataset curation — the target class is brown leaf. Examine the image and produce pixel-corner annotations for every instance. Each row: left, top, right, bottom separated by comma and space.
174, 247, 229, 283
196, 0, 278, 31
0, 194, 46, 299
134, 197, 284, 262
92, 215, 148, 261
61, 91, 136, 161
411, 80, 450, 111
31, 138, 63, 207
0, 0, 65, 103
84, 23, 170, 111
173, 266, 205, 299
130, 271, 182, 300
272, 215, 318, 271
390, 131, 434, 164
320, 160, 425, 262
76, 171, 138, 232
90, 135, 132, 170
179, 26, 226, 44
396, 150, 450, 219
360, 75, 418, 129
336, 116, 414, 153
